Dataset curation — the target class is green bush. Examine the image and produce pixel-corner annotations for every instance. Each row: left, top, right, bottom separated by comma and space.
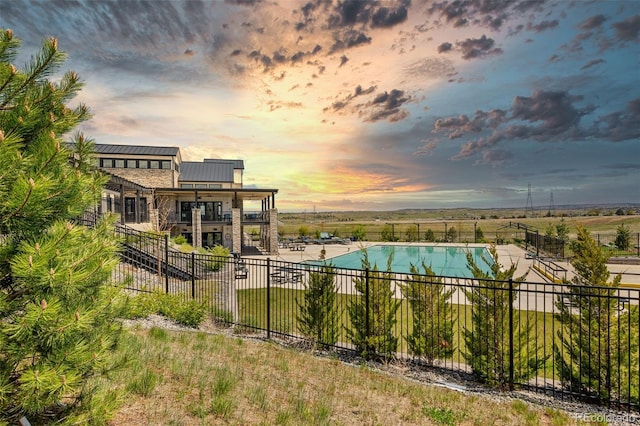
297, 264, 340, 346
400, 262, 455, 364
405, 225, 418, 242
347, 251, 400, 360
555, 225, 639, 404
424, 229, 435, 242
206, 245, 231, 271
351, 224, 366, 241
380, 224, 399, 242
124, 292, 208, 328
173, 235, 188, 245
615, 223, 631, 251
463, 245, 545, 387
125, 293, 159, 319
154, 293, 207, 327
169, 299, 208, 327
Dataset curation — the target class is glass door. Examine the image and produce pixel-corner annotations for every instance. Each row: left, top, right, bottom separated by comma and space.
124, 198, 136, 223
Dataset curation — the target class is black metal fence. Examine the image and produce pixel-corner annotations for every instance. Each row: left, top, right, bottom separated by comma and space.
524, 230, 566, 258
108, 224, 640, 411
280, 230, 640, 258
593, 233, 640, 257
280, 230, 500, 244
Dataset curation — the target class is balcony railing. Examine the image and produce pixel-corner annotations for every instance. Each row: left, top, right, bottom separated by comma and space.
166, 211, 269, 225
242, 211, 267, 222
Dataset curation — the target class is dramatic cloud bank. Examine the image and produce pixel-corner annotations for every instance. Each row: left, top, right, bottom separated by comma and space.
2, 0, 638, 210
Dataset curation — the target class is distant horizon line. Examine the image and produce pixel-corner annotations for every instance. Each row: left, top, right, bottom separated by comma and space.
278, 202, 640, 214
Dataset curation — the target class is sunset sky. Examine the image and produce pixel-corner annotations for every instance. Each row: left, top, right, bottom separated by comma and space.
2, 0, 639, 212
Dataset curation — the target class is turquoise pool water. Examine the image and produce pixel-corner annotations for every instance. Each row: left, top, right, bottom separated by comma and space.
309, 245, 493, 278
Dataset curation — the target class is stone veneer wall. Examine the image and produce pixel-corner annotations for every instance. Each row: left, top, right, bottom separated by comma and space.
103, 168, 176, 188
191, 209, 202, 247
232, 208, 242, 254
191, 209, 202, 248
268, 209, 278, 254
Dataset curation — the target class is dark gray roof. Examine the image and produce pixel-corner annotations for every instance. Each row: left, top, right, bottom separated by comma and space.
180, 159, 243, 182
204, 159, 244, 169
93, 144, 180, 157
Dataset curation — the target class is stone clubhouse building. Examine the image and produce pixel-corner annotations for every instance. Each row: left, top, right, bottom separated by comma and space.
90, 143, 279, 255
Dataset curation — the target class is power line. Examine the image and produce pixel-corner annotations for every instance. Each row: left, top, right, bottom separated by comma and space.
525, 183, 534, 217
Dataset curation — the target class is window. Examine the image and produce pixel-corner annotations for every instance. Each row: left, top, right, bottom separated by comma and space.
180, 201, 196, 222
180, 184, 193, 189
180, 201, 223, 221
201, 201, 222, 221
195, 183, 208, 189
209, 184, 222, 189
98, 157, 176, 170
202, 232, 222, 248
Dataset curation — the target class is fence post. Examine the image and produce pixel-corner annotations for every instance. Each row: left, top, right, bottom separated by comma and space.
508, 277, 514, 391
267, 258, 271, 339
365, 268, 370, 341
164, 234, 169, 293
191, 252, 195, 299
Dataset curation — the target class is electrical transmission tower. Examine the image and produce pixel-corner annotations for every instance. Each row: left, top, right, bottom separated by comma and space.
525, 183, 534, 217
547, 191, 555, 217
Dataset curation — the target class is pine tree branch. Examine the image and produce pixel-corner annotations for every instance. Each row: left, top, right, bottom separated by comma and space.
51, 222, 73, 251
0, 38, 61, 109
34, 135, 60, 176
3, 178, 34, 221
3, 117, 24, 139
0, 63, 17, 93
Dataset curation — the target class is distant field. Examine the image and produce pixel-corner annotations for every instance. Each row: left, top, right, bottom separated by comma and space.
273, 207, 640, 242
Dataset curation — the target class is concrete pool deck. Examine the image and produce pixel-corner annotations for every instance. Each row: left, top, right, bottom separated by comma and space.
251, 241, 640, 287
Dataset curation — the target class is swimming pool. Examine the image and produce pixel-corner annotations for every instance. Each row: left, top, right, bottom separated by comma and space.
308, 244, 493, 278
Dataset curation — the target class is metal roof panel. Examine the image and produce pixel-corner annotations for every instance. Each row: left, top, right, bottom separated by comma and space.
204, 159, 244, 169
93, 144, 180, 157
179, 161, 235, 182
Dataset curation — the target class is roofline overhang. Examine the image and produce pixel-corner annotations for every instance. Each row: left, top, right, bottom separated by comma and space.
153, 187, 278, 201
153, 187, 278, 193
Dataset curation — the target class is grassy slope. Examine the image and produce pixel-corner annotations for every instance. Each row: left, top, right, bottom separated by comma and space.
109, 326, 577, 426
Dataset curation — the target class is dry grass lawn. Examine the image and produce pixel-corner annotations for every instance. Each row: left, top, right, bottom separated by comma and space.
108, 324, 579, 426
